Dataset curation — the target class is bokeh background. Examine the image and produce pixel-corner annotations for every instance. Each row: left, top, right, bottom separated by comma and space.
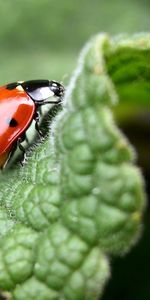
0, 1, 150, 299
0, 0, 150, 84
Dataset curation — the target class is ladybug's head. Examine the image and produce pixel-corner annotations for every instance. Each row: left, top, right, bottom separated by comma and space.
49, 80, 64, 98
21, 80, 65, 104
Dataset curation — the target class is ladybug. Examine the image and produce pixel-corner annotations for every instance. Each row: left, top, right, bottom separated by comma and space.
0, 79, 64, 169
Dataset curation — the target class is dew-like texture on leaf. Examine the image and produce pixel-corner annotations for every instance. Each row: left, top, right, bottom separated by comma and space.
0, 33, 148, 299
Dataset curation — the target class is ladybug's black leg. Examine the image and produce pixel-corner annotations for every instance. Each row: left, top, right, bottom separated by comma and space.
17, 138, 26, 166
21, 132, 29, 144
37, 105, 42, 116
34, 111, 44, 138
24, 133, 29, 144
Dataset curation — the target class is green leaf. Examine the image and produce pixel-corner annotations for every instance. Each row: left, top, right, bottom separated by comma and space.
0, 33, 148, 299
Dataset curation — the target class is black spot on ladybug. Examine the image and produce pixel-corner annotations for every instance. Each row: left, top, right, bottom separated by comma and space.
6, 82, 18, 90
7, 118, 18, 127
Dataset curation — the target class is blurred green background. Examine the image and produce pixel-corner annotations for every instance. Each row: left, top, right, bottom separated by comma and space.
0, 0, 150, 85
0, 1, 150, 299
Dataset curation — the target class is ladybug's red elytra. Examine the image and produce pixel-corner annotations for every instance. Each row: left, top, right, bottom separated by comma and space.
0, 79, 64, 169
